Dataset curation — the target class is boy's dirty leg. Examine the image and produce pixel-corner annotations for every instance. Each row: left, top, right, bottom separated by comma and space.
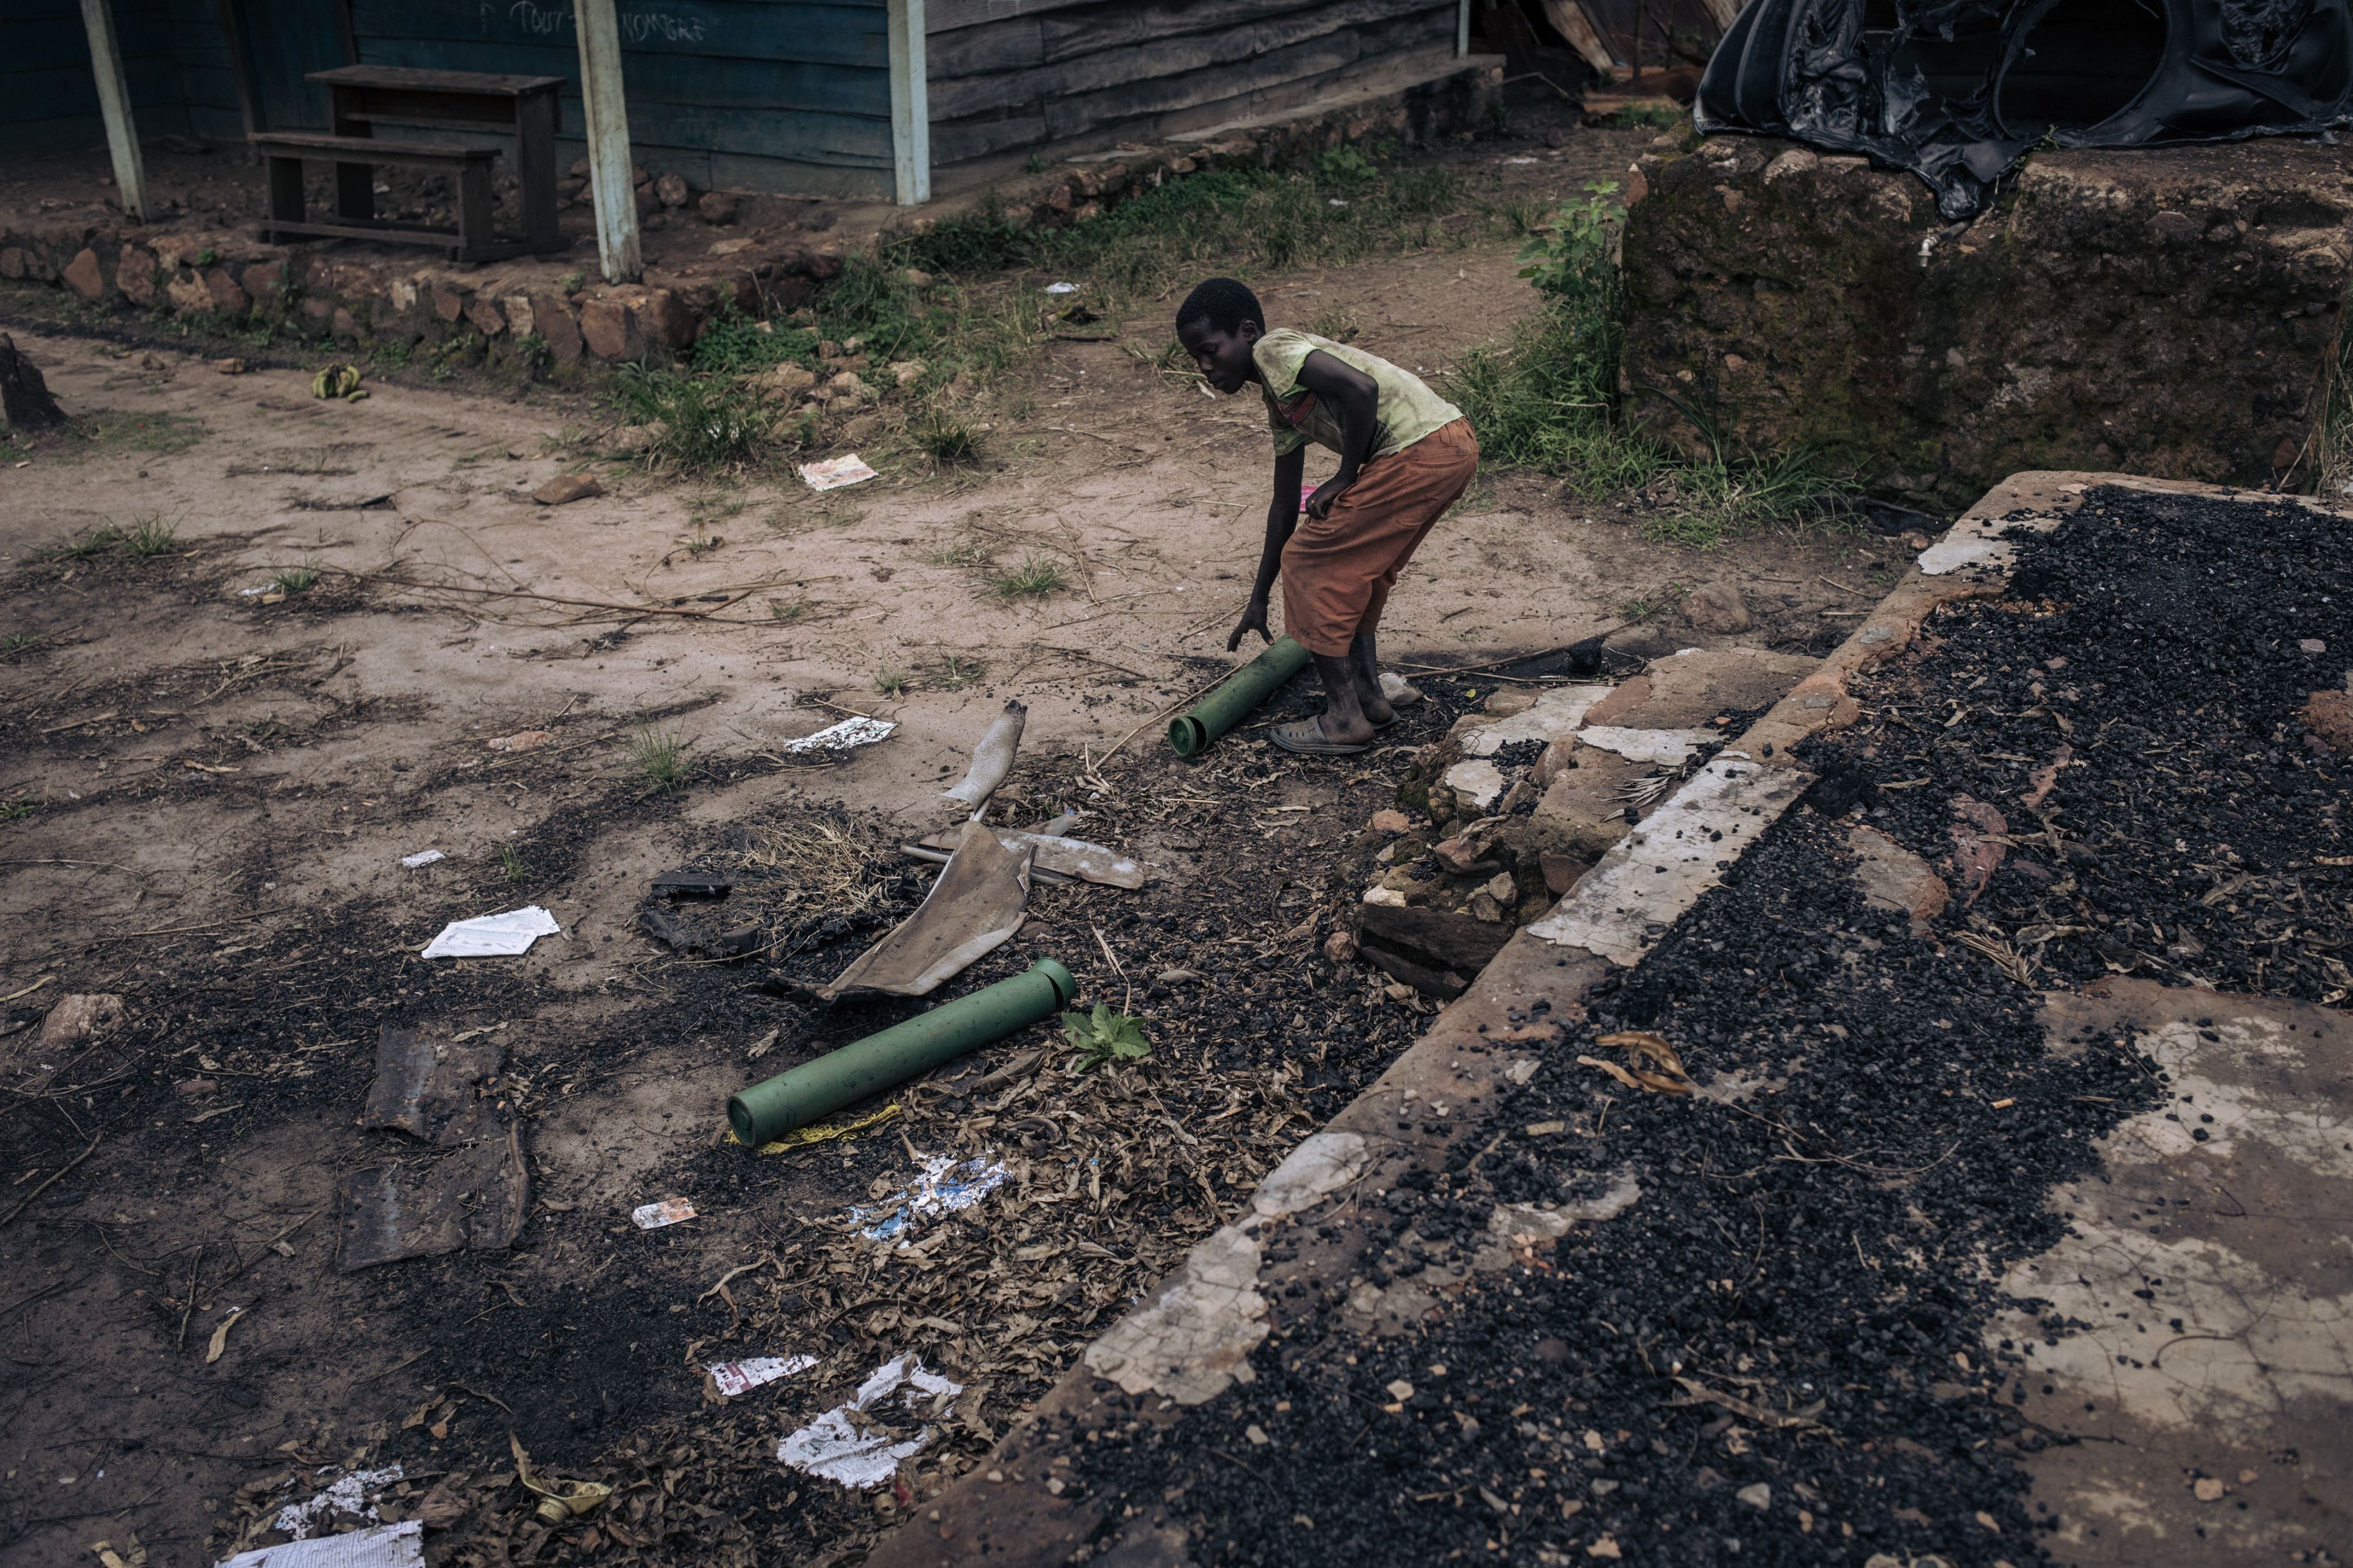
1291, 634, 1392, 751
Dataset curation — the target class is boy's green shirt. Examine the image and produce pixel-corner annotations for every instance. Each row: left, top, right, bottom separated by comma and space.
1251, 329, 1463, 461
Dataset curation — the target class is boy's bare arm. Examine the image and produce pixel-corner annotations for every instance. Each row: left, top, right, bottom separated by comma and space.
1295, 349, 1380, 519
1229, 444, 1307, 650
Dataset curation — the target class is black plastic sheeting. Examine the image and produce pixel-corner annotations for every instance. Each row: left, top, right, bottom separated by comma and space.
1696, 0, 2353, 217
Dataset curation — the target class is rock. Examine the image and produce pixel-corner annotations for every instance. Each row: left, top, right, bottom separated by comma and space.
214, 357, 249, 374
1430, 820, 1505, 874
0, 334, 67, 430
173, 1077, 219, 1100
898, 268, 934, 287
2300, 637, 2327, 654
888, 359, 927, 387
1442, 759, 1505, 812
1736, 1482, 1772, 1510
1538, 849, 1589, 894
61, 247, 106, 301
654, 171, 691, 207
1586, 648, 1820, 728
1532, 736, 1579, 789
533, 474, 604, 505
1467, 891, 1507, 923
1522, 752, 1654, 860
1369, 808, 1411, 833
1482, 871, 1517, 904
1623, 134, 2353, 505
1483, 688, 1538, 716
1322, 929, 1357, 964
1847, 823, 1948, 934
763, 363, 817, 393
696, 190, 739, 224
1356, 903, 1506, 997
1683, 581, 1752, 634
827, 370, 873, 403
2301, 688, 2353, 752
40, 994, 125, 1050
843, 412, 881, 442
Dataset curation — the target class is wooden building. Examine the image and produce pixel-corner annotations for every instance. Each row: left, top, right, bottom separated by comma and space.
7, 0, 1487, 203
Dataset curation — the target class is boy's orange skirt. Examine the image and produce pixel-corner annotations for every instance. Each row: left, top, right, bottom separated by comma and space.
1280, 418, 1478, 656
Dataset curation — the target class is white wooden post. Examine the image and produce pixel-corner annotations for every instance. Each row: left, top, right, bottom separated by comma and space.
887, 0, 929, 206
574, 0, 642, 283
79, 0, 148, 222
1456, 0, 1470, 56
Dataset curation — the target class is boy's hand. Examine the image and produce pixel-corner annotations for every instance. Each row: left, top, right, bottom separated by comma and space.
1303, 473, 1355, 521
1226, 597, 1272, 652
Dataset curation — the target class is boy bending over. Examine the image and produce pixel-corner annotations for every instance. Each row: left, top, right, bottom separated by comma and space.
1176, 276, 1478, 755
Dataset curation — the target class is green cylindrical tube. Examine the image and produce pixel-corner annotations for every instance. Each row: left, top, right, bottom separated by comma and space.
727, 959, 1077, 1146
1167, 635, 1311, 756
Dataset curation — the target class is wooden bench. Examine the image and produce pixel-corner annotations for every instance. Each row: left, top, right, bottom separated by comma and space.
253, 132, 520, 261
254, 65, 568, 262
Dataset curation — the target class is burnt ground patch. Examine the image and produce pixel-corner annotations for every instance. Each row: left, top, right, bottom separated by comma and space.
1052, 486, 2350, 1566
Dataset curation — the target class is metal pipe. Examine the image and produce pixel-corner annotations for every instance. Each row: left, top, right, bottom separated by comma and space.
1166, 636, 1311, 757
728, 959, 1075, 1145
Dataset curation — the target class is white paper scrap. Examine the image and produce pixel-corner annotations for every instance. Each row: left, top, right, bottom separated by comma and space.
850, 1153, 1009, 1243
709, 1354, 817, 1397
799, 454, 877, 491
632, 1198, 696, 1229
419, 905, 561, 959
219, 1520, 423, 1567
399, 849, 445, 868
777, 1354, 963, 1489
271, 1465, 403, 1539
1043, 281, 1079, 295
777, 716, 897, 755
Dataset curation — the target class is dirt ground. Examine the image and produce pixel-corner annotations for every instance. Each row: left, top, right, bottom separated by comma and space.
0, 142, 1904, 1566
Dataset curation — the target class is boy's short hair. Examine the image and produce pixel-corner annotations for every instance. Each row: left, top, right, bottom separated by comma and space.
1176, 277, 1265, 337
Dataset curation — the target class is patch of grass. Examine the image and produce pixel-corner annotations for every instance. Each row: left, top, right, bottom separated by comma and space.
911, 412, 982, 466
1, 634, 47, 657
270, 561, 322, 594
628, 724, 690, 791
371, 337, 415, 371
770, 597, 816, 623
874, 662, 911, 697
985, 555, 1067, 600
40, 525, 126, 561
121, 515, 179, 557
612, 364, 772, 470
1496, 192, 1550, 237
1307, 303, 1361, 343
0, 797, 35, 824
927, 539, 995, 568
932, 654, 984, 690
691, 307, 823, 375
500, 843, 529, 883
1618, 583, 1688, 621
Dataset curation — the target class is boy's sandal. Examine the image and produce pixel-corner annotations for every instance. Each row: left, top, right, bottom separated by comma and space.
1269, 717, 1371, 756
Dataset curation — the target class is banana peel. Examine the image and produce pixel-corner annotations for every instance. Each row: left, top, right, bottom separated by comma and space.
510, 1432, 611, 1525
310, 363, 366, 401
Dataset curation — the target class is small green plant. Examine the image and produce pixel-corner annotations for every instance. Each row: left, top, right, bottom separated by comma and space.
874, 662, 911, 697
770, 597, 815, 623
371, 337, 415, 370
194, 247, 219, 268
912, 412, 981, 466
558, 271, 585, 294
986, 555, 1067, 600
41, 525, 126, 560
1314, 145, 1379, 186
513, 331, 553, 381
1, 634, 46, 657
121, 515, 179, 557
270, 561, 322, 594
1060, 1004, 1152, 1073
0, 797, 36, 824
628, 724, 690, 791
1601, 103, 1686, 131
499, 843, 529, 882
690, 307, 821, 374
612, 364, 771, 470
1307, 303, 1361, 343
927, 539, 995, 568
1023, 152, 1049, 174
934, 654, 983, 690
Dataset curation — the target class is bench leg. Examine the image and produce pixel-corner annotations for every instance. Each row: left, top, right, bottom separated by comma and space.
265, 154, 306, 236
453, 162, 495, 261
334, 161, 375, 225
516, 91, 562, 255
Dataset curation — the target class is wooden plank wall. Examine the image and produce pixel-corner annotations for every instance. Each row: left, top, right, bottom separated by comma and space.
346, 0, 895, 198
2, 0, 194, 157
167, 0, 249, 140
927, 0, 1459, 166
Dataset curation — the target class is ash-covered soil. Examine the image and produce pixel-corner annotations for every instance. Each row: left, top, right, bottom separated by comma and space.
1054, 486, 2350, 1566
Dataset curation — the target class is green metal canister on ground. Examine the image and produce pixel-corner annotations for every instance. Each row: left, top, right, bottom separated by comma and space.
1167, 635, 1311, 757
727, 959, 1077, 1146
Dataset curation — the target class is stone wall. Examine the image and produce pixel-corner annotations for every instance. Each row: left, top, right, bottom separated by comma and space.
1619, 134, 2353, 509
0, 67, 1498, 374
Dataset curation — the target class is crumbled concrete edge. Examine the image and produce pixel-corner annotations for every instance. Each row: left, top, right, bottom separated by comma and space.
0, 61, 1501, 370
885, 470, 2353, 1568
